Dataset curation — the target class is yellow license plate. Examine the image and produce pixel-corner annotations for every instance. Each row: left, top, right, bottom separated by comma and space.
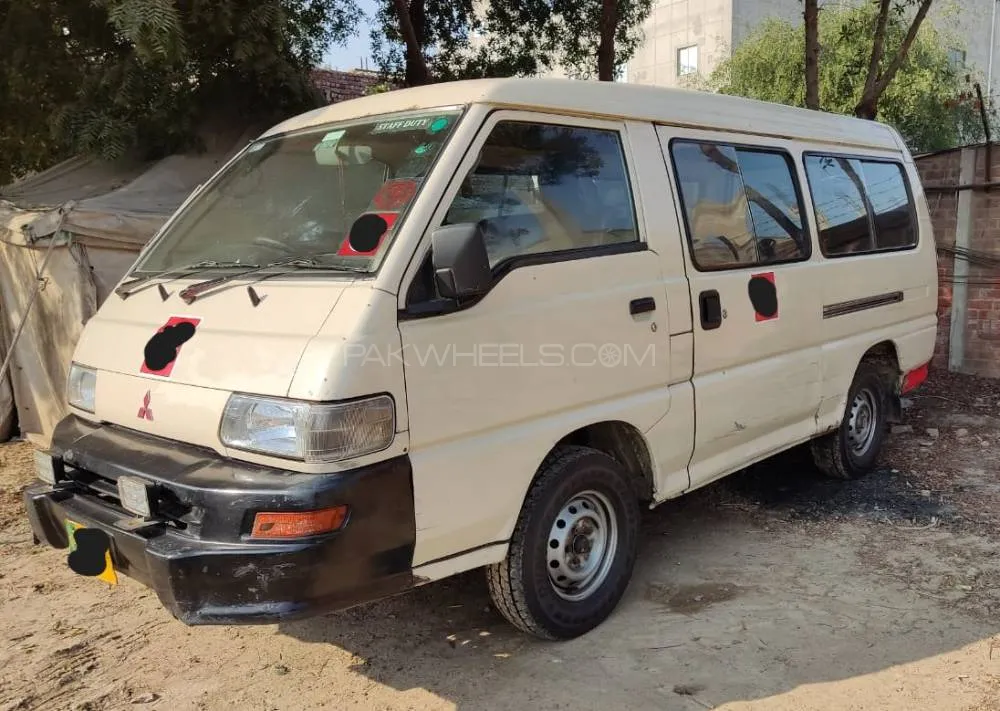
65, 519, 118, 585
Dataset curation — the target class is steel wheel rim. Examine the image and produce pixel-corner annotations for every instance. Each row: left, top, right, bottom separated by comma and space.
847, 386, 879, 456
546, 490, 619, 602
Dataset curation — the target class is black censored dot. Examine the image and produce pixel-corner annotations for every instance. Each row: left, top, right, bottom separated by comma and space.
348, 214, 389, 253
68, 528, 111, 577
143, 321, 196, 371
748, 275, 778, 319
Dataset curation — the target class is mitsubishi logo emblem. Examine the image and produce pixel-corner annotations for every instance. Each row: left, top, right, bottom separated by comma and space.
137, 391, 154, 421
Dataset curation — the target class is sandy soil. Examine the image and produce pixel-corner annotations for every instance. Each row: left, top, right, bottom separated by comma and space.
2, 372, 1000, 711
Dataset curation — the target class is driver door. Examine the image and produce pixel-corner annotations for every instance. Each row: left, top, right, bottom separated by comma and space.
397, 111, 675, 566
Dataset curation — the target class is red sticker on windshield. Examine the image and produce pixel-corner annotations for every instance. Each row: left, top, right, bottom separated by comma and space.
339, 212, 398, 257
371, 180, 418, 211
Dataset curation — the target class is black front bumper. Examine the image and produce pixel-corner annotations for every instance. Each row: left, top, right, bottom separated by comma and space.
24, 416, 417, 625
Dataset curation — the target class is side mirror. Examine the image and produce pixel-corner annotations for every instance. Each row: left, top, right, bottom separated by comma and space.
431, 223, 492, 300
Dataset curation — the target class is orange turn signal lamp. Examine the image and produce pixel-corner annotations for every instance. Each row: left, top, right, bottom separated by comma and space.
250, 506, 348, 539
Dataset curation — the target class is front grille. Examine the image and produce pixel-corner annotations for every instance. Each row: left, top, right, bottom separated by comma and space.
62, 465, 196, 533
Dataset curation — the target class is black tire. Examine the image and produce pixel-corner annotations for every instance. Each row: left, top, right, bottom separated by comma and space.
485, 445, 641, 640
811, 360, 890, 479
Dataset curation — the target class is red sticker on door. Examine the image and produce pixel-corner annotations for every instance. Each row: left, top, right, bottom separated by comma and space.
748, 272, 778, 322
140, 316, 201, 377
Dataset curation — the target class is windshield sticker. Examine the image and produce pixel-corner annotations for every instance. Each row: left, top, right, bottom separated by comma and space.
315, 129, 346, 149
141, 316, 201, 377
427, 116, 451, 134
371, 117, 433, 134
371, 179, 419, 211
340, 213, 398, 256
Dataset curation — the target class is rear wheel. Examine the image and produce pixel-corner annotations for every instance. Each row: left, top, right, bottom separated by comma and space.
811, 361, 890, 479
486, 446, 641, 640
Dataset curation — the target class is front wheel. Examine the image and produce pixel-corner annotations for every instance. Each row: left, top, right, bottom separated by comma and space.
811, 361, 890, 479
486, 446, 641, 640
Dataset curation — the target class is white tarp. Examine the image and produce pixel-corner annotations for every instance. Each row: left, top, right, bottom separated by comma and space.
0, 127, 259, 445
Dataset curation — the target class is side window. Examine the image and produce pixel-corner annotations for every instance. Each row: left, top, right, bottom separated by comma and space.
670, 140, 809, 270
670, 142, 756, 269
804, 155, 873, 255
804, 154, 916, 256
860, 160, 916, 249
736, 149, 809, 263
443, 121, 638, 268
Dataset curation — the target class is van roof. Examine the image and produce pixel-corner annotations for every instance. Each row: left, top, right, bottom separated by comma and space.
261, 77, 904, 153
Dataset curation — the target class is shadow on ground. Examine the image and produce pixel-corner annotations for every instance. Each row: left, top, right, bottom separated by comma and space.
280, 448, 991, 710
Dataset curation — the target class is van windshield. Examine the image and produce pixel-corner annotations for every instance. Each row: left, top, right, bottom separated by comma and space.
134, 109, 464, 275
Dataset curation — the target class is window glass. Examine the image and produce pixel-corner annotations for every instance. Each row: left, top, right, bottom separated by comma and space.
736, 149, 808, 263
670, 141, 757, 269
860, 160, 916, 249
805, 155, 874, 255
135, 110, 463, 274
678, 45, 698, 76
443, 121, 638, 267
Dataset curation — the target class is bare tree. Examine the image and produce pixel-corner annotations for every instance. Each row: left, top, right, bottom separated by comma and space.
854, 0, 934, 119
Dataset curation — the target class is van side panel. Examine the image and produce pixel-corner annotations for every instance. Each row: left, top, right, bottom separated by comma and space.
802, 154, 938, 433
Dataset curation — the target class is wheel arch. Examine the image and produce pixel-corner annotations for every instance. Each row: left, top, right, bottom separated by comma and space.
853, 339, 904, 424
549, 420, 656, 503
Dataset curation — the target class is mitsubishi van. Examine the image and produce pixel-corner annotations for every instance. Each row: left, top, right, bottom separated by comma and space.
24, 78, 937, 640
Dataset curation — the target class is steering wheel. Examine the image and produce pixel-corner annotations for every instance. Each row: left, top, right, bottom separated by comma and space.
716, 235, 741, 260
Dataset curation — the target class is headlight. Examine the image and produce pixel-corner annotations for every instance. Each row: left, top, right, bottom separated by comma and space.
219, 394, 395, 463
67, 363, 97, 413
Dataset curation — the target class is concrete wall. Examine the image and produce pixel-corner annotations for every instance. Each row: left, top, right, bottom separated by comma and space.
628, 0, 733, 87
917, 144, 1000, 379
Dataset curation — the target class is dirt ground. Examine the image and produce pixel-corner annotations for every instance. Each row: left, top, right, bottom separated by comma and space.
2, 371, 1000, 711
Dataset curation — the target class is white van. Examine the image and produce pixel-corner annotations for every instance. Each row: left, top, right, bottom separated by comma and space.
24, 78, 937, 640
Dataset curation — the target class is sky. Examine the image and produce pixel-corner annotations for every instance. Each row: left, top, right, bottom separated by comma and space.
321, 0, 378, 71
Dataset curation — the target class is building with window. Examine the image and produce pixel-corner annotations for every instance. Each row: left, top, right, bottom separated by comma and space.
626, 0, 1000, 99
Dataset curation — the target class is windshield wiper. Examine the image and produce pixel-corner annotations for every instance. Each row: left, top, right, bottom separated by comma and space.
177, 256, 337, 303
179, 256, 371, 305
269, 258, 372, 274
116, 260, 257, 300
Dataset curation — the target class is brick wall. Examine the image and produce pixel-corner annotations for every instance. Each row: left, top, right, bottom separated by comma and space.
311, 68, 383, 104
915, 150, 961, 369
916, 144, 1000, 378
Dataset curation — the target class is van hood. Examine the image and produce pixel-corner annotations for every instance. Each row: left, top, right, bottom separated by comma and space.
74, 277, 355, 397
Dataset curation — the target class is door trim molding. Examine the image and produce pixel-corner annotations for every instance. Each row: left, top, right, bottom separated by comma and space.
822, 291, 903, 319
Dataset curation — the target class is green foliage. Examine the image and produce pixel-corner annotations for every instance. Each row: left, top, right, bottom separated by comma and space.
369, 0, 654, 85
708, 3, 992, 153
0, 0, 361, 186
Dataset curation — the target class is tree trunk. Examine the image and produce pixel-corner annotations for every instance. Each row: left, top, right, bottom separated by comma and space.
803, 0, 820, 109
597, 0, 617, 81
855, 0, 934, 120
392, 0, 431, 86
855, 0, 891, 119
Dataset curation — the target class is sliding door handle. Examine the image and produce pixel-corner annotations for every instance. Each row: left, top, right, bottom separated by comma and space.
699, 290, 723, 330
629, 297, 656, 315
